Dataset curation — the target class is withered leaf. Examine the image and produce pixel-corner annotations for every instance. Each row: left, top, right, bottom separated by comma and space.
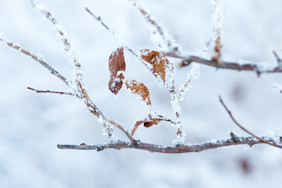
140, 49, 170, 83
125, 80, 151, 106
108, 47, 126, 94
131, 116, 171, 136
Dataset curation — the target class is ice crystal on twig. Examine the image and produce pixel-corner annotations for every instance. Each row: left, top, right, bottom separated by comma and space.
31, 0, 84, 92
129, 0, 183, 55
272, 83, 282, 94
178, 64, 200, 101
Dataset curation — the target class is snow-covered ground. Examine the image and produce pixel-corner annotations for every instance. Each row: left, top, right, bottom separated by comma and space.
1, 0, 282, 187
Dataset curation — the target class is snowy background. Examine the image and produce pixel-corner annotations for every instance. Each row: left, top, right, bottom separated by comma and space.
1, 0, 282, 187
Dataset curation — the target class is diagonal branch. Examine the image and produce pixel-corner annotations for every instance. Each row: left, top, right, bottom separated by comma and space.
0, 36, 69, 86
219, 96, 282, 149
31, 0, 83, 87
57, 135, 282, 153
108, 120, 136, 143
129, 0, 181, 54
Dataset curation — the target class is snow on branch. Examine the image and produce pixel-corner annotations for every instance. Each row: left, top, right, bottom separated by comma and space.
129, 0, 182, 55
2, 1, 282, 154
57, 135, 282, 153
219, 96, 282, 149
30, 0, 84, 91
166, 53, 282, 75
27, 87, 78, 97
0, 34, 69, 85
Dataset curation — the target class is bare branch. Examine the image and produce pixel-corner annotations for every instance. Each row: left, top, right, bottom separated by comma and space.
0, 36, 69, 86
27, 87, 78, 97
57, 136, 282, 153
219, 96, 282, 149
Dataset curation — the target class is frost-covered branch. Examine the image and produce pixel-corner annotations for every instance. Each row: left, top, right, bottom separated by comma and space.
129, 0, 182, 55
27, 87, 78, 97
164, 53, 282, 75
57, 135, 282, 153
0, 34, 69, 85
85, 7, 160, 81
30, 0, 83, 87
219, 96, 282, 149
272, 50, 282, 67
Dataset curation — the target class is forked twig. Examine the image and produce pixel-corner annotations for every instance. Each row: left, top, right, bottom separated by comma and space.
219, 96, 282, 149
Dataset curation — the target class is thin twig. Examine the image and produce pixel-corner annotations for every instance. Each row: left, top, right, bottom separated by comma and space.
27, 87, 78, 97
0, 36, 69, 85
57, 135, 282, 153
108, 120, 136, 143
77, 82, 114, 140
31, 0, 83, 86
129, 0, 181, 54
219, 96, 282, 149
272, 50, 282, 67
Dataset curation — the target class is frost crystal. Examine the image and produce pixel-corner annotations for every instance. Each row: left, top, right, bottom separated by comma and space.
178, 64, 200, 101
272, 83, 282, 93
173, 131, 186, 145
0, 32, 5, 41
132, 0, 183, 54
211, 0, 223, 32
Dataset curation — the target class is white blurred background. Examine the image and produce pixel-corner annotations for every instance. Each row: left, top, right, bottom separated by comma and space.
1, 0, 282, 187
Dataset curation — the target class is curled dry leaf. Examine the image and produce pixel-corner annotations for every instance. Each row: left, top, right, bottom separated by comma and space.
125, 79, 151, 106
108, 47, 126, 94
140, 49, 170, 83
131, 116, 173, 135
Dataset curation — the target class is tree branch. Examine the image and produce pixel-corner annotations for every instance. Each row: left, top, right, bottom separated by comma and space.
57, 136, 282, 153
27, 87, 78, 97
219, 96, 282, 149
163, 53, 282, 74
0, 36, 69, 85
128, 0, 181, 54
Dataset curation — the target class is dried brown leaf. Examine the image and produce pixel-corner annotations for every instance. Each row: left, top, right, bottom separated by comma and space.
108, 47, 126, 94
125, 80, 151, 106
140, 49, 170, 82
131, 116, 173, 135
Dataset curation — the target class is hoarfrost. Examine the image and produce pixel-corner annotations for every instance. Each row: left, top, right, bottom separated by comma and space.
272, 83, 282, 93
178, 64, 200, 101
197, 0, 223, 57
256, 62, 278, 72
132, 0, 183, 54
0, 32, 5, 41
172, 130, 186, 145
30, 0, 45, 11
211, 0, 223, 33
